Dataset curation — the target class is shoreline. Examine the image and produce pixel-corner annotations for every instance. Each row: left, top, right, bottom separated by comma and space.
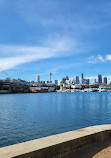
0, 91, 110, 94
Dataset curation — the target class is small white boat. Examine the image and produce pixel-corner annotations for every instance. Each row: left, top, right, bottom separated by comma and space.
98, 88, 107, 92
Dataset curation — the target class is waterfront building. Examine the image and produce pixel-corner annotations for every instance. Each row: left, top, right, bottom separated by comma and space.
30, 81, 35, 85
5, 78, 10, 82
36, 75, 40, 83
73, 76, 79, 84
41, 81, 45, 85
65, 80, 70, 85
63, 83, 66, 87
104, 77, 107, 84
81, 73, 84, 84
71, 84, 82, 89
98, 74, 102, 84
47, 81, 52, 84
58, 80, 63, 86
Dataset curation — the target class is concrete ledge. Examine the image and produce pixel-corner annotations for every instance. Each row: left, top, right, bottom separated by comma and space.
0, 125, 111, 158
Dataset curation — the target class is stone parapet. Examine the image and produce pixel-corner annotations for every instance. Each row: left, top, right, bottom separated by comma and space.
0, 125, 111, 158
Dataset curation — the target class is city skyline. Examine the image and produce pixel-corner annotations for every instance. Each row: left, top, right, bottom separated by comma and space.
0, 0, 111, 81
1, 70, 111, 83
1, 73, 109, 85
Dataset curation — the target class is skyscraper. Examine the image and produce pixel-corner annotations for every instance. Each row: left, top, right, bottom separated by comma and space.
73, 76, 79, 84
55, 80, 58, 85
62, 77, 66, 83
104, 77, 107, 84
98, 74, 102, 84
93, 78, 96, 84
66, 76, 69, 80
83, 78, 89, 85
81, 73, 84, 84
36, 75, 40, 83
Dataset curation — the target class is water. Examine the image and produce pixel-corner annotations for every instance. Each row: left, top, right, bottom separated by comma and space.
0, 92, 111, 147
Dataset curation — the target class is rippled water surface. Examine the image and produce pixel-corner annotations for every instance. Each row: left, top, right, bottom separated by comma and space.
0, 92, 111, 147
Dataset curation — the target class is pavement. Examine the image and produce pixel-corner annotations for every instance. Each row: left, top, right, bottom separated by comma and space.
64, 138, 111, 158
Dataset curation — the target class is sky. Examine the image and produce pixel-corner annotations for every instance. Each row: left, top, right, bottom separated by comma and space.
0, 0, 111, 82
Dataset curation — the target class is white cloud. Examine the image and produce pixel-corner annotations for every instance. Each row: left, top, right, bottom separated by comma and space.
106, 54, 111, 61
0, 37, 84, 71
87, 55, 105, 64
88, 54, 111, 64
98, 55, 105, 62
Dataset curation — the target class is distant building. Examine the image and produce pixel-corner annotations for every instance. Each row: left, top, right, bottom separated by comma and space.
5, 78, 10, 81
104, 77, 107, 84
62, 77, 66, 83
73, 76, 79, 84
30, 81, 35, 84
36, 75, 40, 83
83, 78, 89, 85
71, 84, 82, 89
81, 73, 84, 84
98, 74, 102, 84
47, 81, 52, 84
66, 76, 69, 80
63, 83, 66, 87
65, 80, 70, 85
58, 80, 63, 86
41, 81, 45, 85
93, 78, 96, 84
55, 80, 58, 86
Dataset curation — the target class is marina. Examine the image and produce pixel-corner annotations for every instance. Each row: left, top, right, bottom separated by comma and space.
57, 87, 110, 92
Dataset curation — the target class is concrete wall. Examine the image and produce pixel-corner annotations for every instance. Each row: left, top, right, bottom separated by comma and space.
0, 125, 111, 158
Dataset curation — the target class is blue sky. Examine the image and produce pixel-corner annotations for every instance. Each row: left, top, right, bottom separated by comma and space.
0, 0, 111, 82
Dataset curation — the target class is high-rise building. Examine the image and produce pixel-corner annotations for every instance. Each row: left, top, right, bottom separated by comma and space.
83, 79, 89, 85
98, 74, 102, 84
66, 76, 69, 80
104, 77, 107, 84
73, 76, 79, 84
36, 75, 40, 83
58, 80, 63, 86
81, 73, 84, 84
62, 77, 66, 83
93, 78, 96, 84
55, 80, 58, 86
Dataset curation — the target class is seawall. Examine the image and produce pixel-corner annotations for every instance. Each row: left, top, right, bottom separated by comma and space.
0, 125, 111, 158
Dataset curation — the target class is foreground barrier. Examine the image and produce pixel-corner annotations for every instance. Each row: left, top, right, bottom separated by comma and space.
0, 125, 111, 158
